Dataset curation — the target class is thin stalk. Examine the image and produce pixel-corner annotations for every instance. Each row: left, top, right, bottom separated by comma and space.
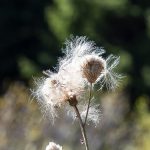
84, 83, 92, 126
73, 105, 89, 150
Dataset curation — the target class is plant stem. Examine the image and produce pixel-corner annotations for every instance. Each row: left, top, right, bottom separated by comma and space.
84, 83, 92, 126
73, 105, 89, 150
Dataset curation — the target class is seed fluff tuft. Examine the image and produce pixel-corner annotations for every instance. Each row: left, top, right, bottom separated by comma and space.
32, 35, 122, 124
98, 55, 123, 90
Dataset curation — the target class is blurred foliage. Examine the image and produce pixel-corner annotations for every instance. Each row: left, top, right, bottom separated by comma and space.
0, 0, 150, 109
0, 0, 60, 82
0, 83, 150, 150
124, 96, 150, 150
0, 0, 150, 149
0, 0, 150, 150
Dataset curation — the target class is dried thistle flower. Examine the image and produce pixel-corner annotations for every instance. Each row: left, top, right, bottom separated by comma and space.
80, 54, 122, 90
33, 35, 121, 123
34, 77, 76, 122
81, 55, 106, 83
32, 36, 122, 150
61, 36, 121, 90
45, 142, 62, 150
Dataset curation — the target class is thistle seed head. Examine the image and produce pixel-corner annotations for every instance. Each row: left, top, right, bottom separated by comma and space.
67, 91, 78, 106
81, 55, 106, 83
33, 36, 122, 123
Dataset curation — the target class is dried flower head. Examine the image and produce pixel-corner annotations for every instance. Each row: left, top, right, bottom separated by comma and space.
46, 142, 62, 150
61, 36, 121, 90
33, 69, 85, 122
33, 35, 121, 123
81, 55, 106, 83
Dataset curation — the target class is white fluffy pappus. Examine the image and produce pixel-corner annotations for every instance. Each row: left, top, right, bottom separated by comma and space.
33, 69, 85, 123
79, 53, 122, 90
61, 36, 121, 90
61, 36, 105, 63
97, 54, 123, 90
32, 76, 61, 123
45, 142, 62, 150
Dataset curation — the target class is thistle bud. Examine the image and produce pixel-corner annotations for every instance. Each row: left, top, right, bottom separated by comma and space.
64, 91, 78, 106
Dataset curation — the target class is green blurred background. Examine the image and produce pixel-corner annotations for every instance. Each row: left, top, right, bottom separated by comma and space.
0, 0, 150, 150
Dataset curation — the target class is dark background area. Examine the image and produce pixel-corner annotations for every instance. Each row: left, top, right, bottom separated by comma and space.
0, 0, 150, 150
1, 0, 150, 109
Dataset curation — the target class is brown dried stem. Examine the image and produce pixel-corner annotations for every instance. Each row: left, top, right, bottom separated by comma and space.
84, 83, 92, 127
73, 105, 89, 150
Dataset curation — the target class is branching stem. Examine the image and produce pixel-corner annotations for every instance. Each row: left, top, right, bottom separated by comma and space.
73, 105, 89, 150
84, 83, 92, 126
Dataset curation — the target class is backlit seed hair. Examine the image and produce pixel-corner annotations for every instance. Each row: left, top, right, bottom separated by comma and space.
33, 36, 122, 123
